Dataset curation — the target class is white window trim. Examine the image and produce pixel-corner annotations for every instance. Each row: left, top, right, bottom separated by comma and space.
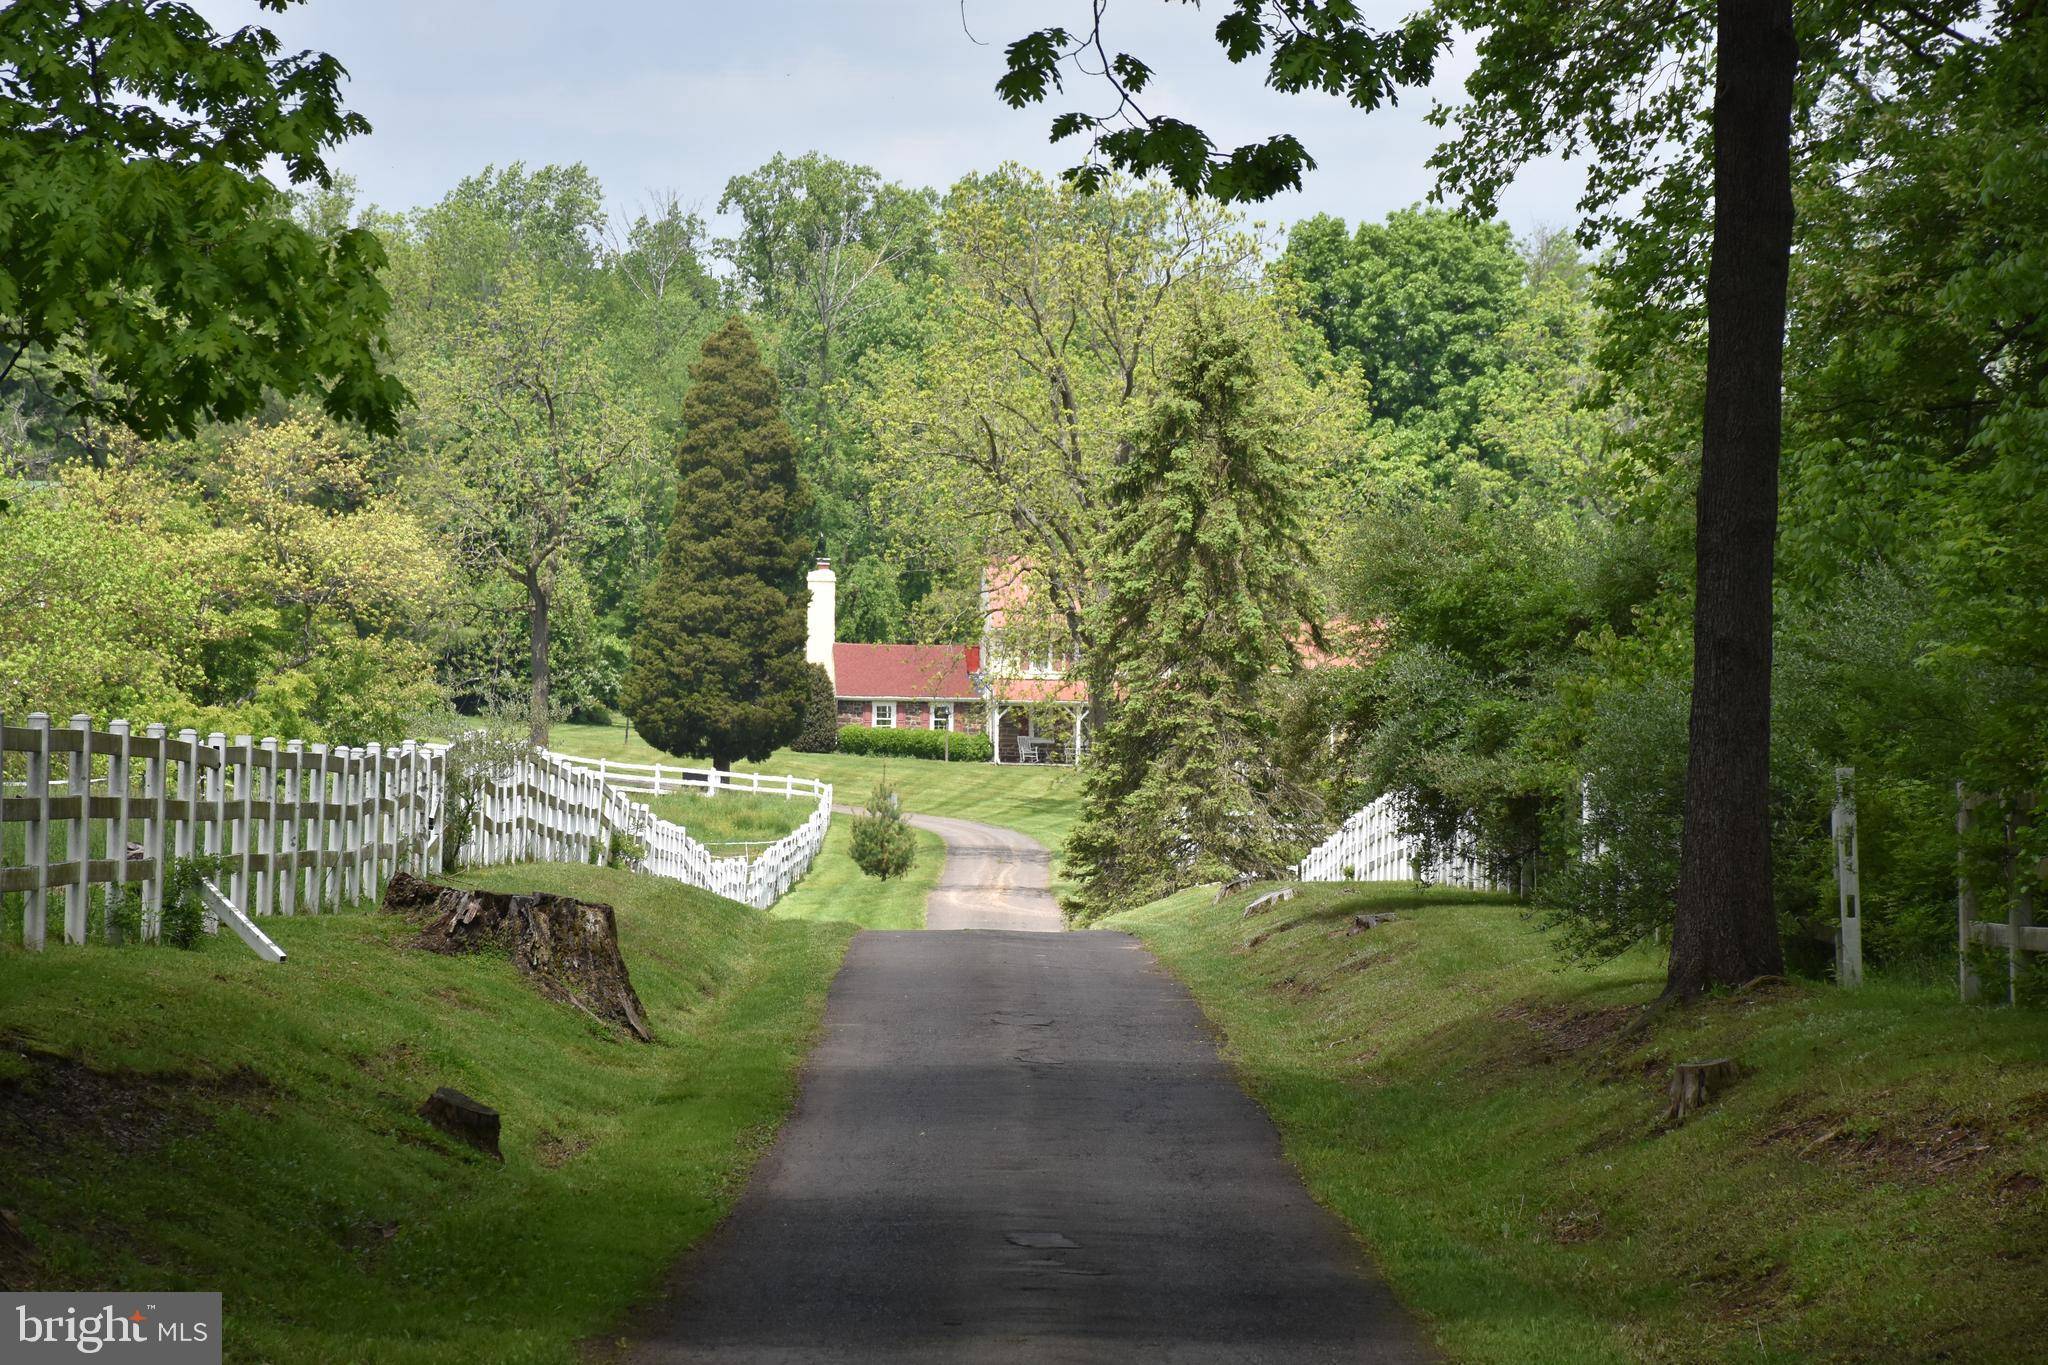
931, 703, 953, 732
872, 701, 896, 729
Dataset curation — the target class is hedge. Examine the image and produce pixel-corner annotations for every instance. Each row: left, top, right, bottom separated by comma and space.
836, 724, 994, 762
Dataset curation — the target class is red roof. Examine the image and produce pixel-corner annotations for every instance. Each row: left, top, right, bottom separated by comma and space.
834, 643, 980, 700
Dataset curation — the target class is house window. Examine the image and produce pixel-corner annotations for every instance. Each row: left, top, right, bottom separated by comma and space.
872, 702, 896, 728
931, 703, 953, 732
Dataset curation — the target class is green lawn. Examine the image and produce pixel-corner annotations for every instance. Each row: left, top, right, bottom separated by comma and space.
551, 721, 1079, 853
1108, 881, 2048, 1365
642, 788, 816, 851
0, 864, 854, 1363
767, 816, 946, 931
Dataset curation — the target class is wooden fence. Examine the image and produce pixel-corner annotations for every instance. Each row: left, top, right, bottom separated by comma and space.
1295, 792, 1505, 890
2, 713, 831, 958
0, 711, 443, 960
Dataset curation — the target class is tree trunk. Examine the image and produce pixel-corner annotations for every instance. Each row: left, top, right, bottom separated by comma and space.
527, 575, 552, 749
1667, 0, 1797, 998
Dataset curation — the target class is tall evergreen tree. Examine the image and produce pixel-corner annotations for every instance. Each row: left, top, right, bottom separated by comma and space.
621, 319, 813, 771
1064, 301, 1323, 919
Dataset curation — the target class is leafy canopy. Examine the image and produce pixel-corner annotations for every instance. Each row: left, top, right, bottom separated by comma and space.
0, 0, 407, 438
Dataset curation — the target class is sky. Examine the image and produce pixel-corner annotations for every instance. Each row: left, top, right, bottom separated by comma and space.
192, 1, 1587, 242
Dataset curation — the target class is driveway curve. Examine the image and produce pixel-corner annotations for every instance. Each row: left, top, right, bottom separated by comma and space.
906, 813, 1062, 933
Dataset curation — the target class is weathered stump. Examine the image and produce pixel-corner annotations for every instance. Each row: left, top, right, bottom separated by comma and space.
383, 876, 652, 1042
1241, 887, 1296, 919
417, 1087, 502, 1159
1664, 1057, 1742, 1124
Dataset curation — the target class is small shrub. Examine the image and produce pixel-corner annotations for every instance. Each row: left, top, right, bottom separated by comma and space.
791, 663, 840, 753
849, 781, 917, 880
159, 854, 223, 950
837, 724, 993, 763
606, 828, 647, 870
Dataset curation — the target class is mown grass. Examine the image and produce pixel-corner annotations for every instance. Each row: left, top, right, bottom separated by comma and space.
1107, 881, 2048, 1365
0, 864, 855, 1363
641, 788, 815, 851
551, 721, 1078, 853
765, 816, 946, 931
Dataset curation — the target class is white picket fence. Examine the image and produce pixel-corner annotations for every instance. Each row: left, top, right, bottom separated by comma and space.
534, 750, 831, 910
1295, 792, 1505, 889
0, 710, 831, 959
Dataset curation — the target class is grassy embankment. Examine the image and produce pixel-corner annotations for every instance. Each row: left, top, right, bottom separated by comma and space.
0, 863, 854, 1363
1109, 881, 2048, 1365
549, 721, 1079, 854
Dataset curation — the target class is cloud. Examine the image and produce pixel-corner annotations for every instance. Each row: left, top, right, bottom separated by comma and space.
190, 0, 1585, 237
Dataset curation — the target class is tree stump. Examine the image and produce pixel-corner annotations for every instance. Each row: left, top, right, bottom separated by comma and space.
383, 876, 652, 1041
1241, 887, 1296, 919
1664, 1057, 1742, 1124
417, 1087, 502, 1160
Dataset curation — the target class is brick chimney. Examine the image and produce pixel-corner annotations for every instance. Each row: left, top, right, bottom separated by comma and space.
806, 558, 836, 686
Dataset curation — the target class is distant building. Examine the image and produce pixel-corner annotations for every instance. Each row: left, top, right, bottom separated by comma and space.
805, 559, 1089, 764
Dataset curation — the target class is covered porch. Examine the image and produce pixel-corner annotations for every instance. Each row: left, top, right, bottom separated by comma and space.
988, 700, 1090, 765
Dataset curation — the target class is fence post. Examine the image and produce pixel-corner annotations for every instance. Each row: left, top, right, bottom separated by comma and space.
142, 722, 166, 940
1831, 767, 1863, 988
66, 714, 92, 944
2008, 795, 2036, 1007
256, 737, 277, 917
108, 718, 132, 943
1959, 783, 1983, 1003
280, 740, 302, 916
231, 735, 254, 914
24, 712, 51, 950
365, 741, 384, 901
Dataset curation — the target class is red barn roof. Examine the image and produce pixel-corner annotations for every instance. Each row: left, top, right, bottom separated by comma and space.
834, 643, 980, 700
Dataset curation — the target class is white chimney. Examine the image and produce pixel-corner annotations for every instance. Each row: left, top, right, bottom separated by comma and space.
806, 558, 836, 686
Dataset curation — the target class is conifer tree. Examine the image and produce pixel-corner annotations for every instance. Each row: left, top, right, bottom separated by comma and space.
622, 319, 814, 770
1064, 300, 1323, 919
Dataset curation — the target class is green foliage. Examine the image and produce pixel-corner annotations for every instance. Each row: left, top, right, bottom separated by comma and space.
837, 557, 908, 643
435, 715, 532, 873
1280, 208, 1525, 461
604, 829, 647, 871
835, 725, 992, 763
620, 319, 814, 770
159, 853, 225, 950
790, 664, 840, 754
1064, 294, 1325, 919
0, 0, 407, 438
848, 781, 917, 880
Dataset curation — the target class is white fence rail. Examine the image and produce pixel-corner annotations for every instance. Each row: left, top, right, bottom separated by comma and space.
1295, 792, 1505, 890
1, 710, 830, 957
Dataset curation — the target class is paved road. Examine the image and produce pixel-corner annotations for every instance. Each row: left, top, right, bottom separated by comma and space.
624, 821, 1432, 1363
906, 813, 1063, 932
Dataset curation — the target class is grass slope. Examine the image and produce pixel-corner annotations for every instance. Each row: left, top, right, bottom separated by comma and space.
1108, 881, 2048, 1365
642, 788, 815, 850
767, 817, 946, 931
550, 722, 1078, 854
0, 865, 854, 1363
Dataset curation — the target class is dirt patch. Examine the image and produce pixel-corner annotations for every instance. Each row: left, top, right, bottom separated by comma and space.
1498, 1001, 1636, 1064
1550, 1204, 1605, 1244
536, 1129, 594, 1168
1243, 915, 1318, 952
1702, 1255, 1791, 1324
0, 1046, 273, 1166
1992, 1170, 2044, 1209
1762, 1106, 1995, 1183
1269, 973, 1323, 1000
429, 984, 489, 1013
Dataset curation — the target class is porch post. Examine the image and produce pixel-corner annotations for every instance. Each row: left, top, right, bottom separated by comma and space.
1072, 705, 1083, 765
991, 703, 1003, 764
